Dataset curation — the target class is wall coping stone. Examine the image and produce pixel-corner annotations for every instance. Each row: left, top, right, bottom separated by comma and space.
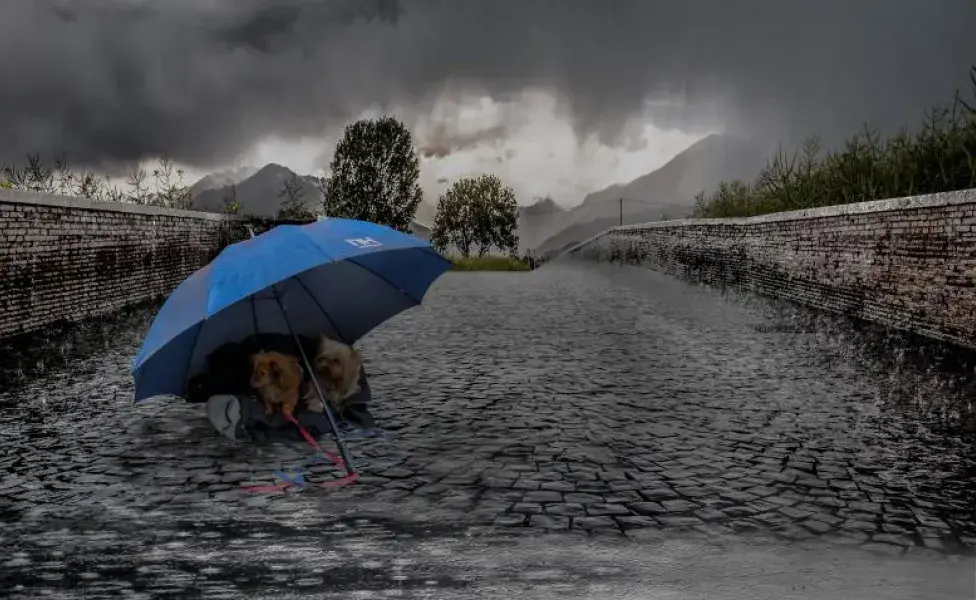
0, 188, 240, 221
565, 187, 976, 254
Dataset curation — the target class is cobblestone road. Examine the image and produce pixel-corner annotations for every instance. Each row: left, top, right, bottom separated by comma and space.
1, 262, 975, 597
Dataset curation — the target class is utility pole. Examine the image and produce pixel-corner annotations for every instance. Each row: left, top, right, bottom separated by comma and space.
619, 197, 623, 226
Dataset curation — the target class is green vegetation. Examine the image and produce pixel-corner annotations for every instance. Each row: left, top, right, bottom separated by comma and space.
319, 115, 423, 233
693, 66, 976, 219
220, 183, 242, 215
430, 174, 520, 257
1, 115, 532, 249
448, 254, 532, 272
0, 153, 195, 209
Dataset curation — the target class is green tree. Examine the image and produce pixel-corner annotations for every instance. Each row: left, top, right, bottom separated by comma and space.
320, 115, 422, 232
431, 184, 474, 257
431, 174, 520, 257
277, 172, 315, 221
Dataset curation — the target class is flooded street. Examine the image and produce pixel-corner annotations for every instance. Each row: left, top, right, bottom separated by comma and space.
1, 263, 974, 598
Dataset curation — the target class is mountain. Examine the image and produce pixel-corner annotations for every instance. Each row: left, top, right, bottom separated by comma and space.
190, 166, 260, 196
517, 196, 566, 252
533, 134, 772, 254
192, 163, 321, 216
189, 163, 433, 240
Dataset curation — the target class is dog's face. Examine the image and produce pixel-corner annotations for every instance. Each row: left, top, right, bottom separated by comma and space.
313, 337, 361, 384
249, 354, 277, 389
250, 352, 300, 391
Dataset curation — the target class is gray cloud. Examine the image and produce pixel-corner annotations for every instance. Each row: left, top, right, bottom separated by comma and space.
1, 0, 974, 170
418, 123, 508, 159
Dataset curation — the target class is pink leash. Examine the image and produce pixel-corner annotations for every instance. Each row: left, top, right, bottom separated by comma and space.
239, 412, 360, 493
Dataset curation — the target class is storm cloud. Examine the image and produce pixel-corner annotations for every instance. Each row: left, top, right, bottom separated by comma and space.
1, 0, 974, 169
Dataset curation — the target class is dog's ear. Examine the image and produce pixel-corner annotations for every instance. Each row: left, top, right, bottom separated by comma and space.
249, 360, 265, 385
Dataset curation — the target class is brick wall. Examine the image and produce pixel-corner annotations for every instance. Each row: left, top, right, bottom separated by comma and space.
568, 188, 976, 349
0, 189, 250, 340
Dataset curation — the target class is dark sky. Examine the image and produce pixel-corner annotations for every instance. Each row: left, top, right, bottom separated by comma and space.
1, 0, 974, 170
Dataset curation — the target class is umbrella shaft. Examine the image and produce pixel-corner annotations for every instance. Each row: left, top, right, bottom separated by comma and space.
271, 282, 358, 476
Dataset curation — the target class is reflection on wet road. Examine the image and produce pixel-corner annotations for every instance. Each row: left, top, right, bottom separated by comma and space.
1, 263, 974, 597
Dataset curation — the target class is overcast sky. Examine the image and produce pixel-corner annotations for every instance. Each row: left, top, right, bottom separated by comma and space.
2, 0, 975, 205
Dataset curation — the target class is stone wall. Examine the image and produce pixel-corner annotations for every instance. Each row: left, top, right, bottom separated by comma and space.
0, 189, 250, 340
567, 188, 976, 349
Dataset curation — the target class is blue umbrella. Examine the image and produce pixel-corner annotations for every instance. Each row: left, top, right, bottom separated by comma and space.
131, 218, 451, 471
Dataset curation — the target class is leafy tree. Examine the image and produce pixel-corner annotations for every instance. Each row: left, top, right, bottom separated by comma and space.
431, 174, 520, 257
430, 184, 474, 257
277, 172, 315, 221
320, 115, 422, 232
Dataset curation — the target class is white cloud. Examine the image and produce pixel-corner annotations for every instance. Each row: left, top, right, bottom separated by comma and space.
172, 89, 706, 207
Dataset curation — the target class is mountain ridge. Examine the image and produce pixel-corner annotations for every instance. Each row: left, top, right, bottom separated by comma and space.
533, 133, 774, 254
189, 165, 259, 196
189, 163, 433, 240
186, 132, 771, 255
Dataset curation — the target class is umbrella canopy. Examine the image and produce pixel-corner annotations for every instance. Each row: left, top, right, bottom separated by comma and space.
132, 218, 451, 403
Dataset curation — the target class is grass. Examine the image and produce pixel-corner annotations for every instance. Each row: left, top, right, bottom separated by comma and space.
448, 255, 533, 272
692, 66, 976, 219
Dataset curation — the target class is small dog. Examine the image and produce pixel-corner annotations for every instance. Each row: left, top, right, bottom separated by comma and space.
249, 351, 304, 417
304, 335, 363, 413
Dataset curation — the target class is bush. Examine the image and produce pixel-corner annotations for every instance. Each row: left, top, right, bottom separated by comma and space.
693, 66, 976, 219
447, 255, 532, 272
0, 154, 194, 209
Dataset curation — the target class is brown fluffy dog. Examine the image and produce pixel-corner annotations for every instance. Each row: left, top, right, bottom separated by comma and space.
304, 335, 363, 413
249, 351, 304, 417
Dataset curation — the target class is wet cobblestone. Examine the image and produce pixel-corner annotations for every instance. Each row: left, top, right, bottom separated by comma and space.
1, 262, 975, 597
